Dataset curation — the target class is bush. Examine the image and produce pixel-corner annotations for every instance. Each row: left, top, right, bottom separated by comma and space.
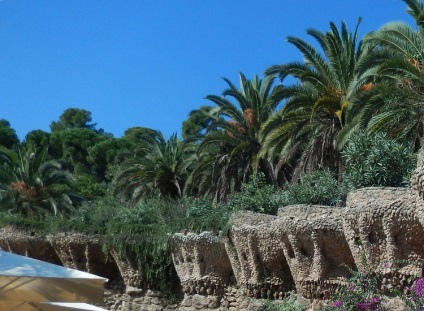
48, 196, 230, 291
48, 196, 122, 234
178, 197, 230, 233
73, 174, 106, 201
0, 188, 230, 292
342, 132, 416, 188
282, 170, 349, 207
403, 277, 424, 310
322, 256, 385, 311
103, 200, 173, 290
226, 173, 286, 215
226, 171, 349, 213
258, 292, 306, 311
101, 197, 230, 290
0, 211, 47, 232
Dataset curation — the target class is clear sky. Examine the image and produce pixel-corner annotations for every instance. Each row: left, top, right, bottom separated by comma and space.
0, 0, 415, 140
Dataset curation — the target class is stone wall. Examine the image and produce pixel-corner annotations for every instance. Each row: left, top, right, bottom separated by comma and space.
2, 156, 424, 310
166, 165, 424, 310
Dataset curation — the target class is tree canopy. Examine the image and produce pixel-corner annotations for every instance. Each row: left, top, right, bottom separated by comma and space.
2, 0, 424, 217
50, 108, 98, 132
0, 119, 19, 150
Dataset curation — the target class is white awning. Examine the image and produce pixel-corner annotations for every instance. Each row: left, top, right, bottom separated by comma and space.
0, 251, 107, 303
0, 301, 108, 311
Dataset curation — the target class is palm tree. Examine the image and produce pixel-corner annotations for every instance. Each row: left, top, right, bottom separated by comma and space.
186, 73, 281, 202
111, 131, 195, 203
261, 20, 370, 179
344, 0, 424, 150
0, 146, 80, 218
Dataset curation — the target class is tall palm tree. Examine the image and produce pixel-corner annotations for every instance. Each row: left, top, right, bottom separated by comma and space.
344, 0, 424, 150
186, 73, 281, 201
112, 131, 195, 203
261, 20, 370, 179
0, 146, 79, 218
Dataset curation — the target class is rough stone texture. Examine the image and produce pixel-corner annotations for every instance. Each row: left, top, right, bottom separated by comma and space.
344, 188, 423, 293
109, 250, 143, 289
2, 190, 423, 311
275, 205, 354, 299
118, 289, 178, 311
170, 231, 233, 306
167, 153, 424, 308
48, 233, 123, 283
5, 150, 424, 310
225, 211, 294, 300
412, 150, 424, 231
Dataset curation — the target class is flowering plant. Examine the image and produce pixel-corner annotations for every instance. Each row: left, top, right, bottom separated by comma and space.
403, 277, 424, 310
322, 255, 385, 311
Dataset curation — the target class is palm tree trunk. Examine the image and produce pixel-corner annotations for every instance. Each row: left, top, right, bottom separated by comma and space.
173, 179, 182, 198
258, 158, 276, 186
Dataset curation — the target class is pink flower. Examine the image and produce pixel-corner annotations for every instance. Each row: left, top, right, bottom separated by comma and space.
411, 278, 424, 298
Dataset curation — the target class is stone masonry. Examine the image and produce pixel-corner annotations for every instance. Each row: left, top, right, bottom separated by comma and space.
3, 152, 424, 310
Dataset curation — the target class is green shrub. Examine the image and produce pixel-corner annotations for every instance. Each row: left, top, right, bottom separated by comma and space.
0, 192, 230, 291
226, 173, 285, 215
73, 174, 106, 201
342, 132, 416, 188
102, 197, 230, 290
178, 197, 230, 233
282, 170, 349, 206
103, 202, 173, 291
0, 211, 47, 232
48, 196, 122, 234
48, 196, 229, 291
258, 292, 306, 311
225, 170, 348, 213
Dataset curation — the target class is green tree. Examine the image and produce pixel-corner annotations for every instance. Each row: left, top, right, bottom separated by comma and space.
0, 147, 81, 218
0, 119, 19, 150
123, 127, 158, 144
187, 73, 280, 201
119, 126, 159, 157
50, 108, 98, 132
345, 0, 424, 150
112, 131, 195, 202
49, 128, 107, 174
73, 173, 106, 201
23, 130, 50, 151
87, 137, 133, 180
181, 105, 214, 141
262, 20, 370, 179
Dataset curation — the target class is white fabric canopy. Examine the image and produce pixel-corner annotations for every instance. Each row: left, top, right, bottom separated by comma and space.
0, 251, 107, 303
41, 302, 108, 311
0, 301, 108, 311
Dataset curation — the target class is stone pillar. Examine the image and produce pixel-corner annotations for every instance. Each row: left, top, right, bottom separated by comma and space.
344, 188, 423, 292
226, 211, 294, 300
275, 206, 354, 299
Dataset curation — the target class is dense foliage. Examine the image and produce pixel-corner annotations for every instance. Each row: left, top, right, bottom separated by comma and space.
259, 292, 306, 311
225, 173, 286, 214
342, 132, 416, 188
1, 0, 424, 291
2, 195, 229, 291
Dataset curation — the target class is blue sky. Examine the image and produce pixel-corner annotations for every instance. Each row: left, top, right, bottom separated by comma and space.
0, 0, 414, 140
